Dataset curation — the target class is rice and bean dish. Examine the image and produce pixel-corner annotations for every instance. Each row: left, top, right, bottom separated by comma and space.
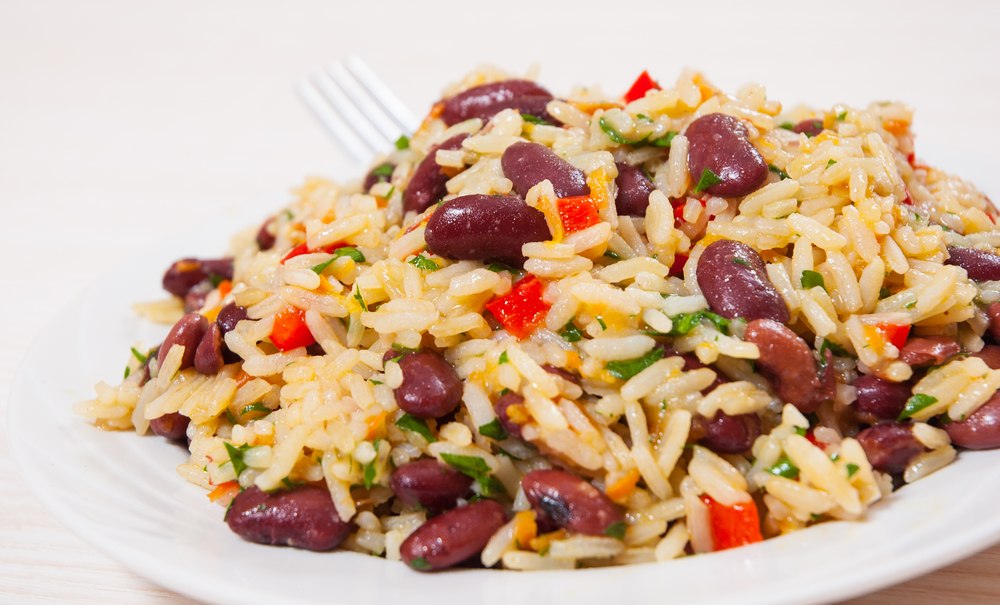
75, 67, 1000, 571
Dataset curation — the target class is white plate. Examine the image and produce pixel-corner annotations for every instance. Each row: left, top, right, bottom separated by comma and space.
9, 147, 1000, 605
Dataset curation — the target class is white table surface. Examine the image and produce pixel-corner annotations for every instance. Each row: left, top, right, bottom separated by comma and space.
3, 1, 1000, 603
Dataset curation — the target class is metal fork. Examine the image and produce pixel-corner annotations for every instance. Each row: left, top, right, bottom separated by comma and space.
296, 56, 421, 164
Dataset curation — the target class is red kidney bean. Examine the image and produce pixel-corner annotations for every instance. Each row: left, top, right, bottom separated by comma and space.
390, 459, 474, 514
614, 161, 655, 217
792, 119, 824, 137
501, 141, 590, 199
184, 280, 213, 313
363, 162, 394, 193
856, 423, 927, 474
694, 410, 761, 454
402, 134, 469, 214
944, 391, 1000, 449
986, 303, 1000, 343
686, 113, 768, 198
521, 469, 623, 536
853, 375, 912, 424
137, 345, 160, 386
393, 351, 463, 419
696, 239, 789, 322
972, 344, 1000, 370
476, 95, 560, 126
944, 247, 1000, 281
149, 412, 189, 440
225, 486, 351, 551
898, 336, 961, 367
424, 194, 551, 268
162, 258, 233, 298
441, 80, 552, 126
745, 319, 833, 413
216, 302, 249, 335
194, 322, 224, 375
494, 392, 526, 439
400, 500, 508, 571
256, 217, 276, 251
157, 313, 208, 372
542, 364, 580, 385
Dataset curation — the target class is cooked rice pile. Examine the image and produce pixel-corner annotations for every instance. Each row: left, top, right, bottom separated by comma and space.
75, 66, 1000, 568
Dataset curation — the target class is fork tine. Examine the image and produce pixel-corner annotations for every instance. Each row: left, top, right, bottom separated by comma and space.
313, 70, 390, 152
344, 55, 421, 134
295, 78, 374, 164
326, 62, 404, 144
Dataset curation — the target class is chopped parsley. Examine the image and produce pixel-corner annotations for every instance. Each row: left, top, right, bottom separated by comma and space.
520, 113, 553, 126
604, 520, 627, 540
668, 310, 731, 336
879, 288, 892, 299
693, 168, 723, 194
408, 556, 432, 570
498, 351, 510, 365
396, 413, 437, 443
478, 418, 508, 441
846, 463, 859, 478
408, 254, 439, 272
123, 366, 130, 379
310, 257, 337, 274
836, 111, 847, 120
795, 426, 808, 437
353, 287, 366, 311
487, 261, 516, 273
596, 316, 608, 330
559, 318, 583, 342
603, 250, 621, 261
224, 442, 250, 477
395, 135, 410, 150
905, 300, 917, 309
819, 338, 854, 359
827, 159, 837, 167
766, 456, 800, 479
371, 163, 393, 177
597, 117, 675, 147
733, 258, 750, 267
333, 247, 366, 263
440, 453, 506, 495
131, 347, 147, 363
898, 393, 938, 421
363, 440, 381, 489
240, 402, 270, 418
224, 408, 239, 424
800, 270, 826, 291
779, 122, 795, 130
605, 348, 665, 380
768, 164, 790, 180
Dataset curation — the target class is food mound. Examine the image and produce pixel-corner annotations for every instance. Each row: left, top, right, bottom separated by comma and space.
75, 67, 1000, 571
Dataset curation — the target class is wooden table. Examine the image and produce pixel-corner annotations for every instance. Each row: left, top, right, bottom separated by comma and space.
3, 1, 1000, 602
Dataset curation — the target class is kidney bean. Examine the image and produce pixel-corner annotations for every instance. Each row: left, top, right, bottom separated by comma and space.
696, 239, 789, 322
856, 423, 927, 474
162, 258, 233, 298
424, 194, 551, 268
402, 134, 469, 214
944, 247, 1000, 281
944, 391, 1000, 449
986, 303, 1000, 343
475, 95, 560, 126
614, 161, 655, 217
393, 351, 463, 419
521, 469, 623, 536
256, 217, 276, 251
149, 412, 189, 440
194, 322, 224, 375
792, 119, 825, 137
501, 141, 590, 199
853, 375, 912, 424
400, 500, 508, 571
441, 80, 552, 126
694, 410, 761, 454
226, 486, 351, 551
898, 336, 961, 367
686, 113, 768, 198
542, 364, 580, 385
745, 319, 833, 414
157, 313, 208, 372
493, 392, 526, 439
972, 344, 1000, 370
390, 459, 474, 514
217, 302, 249, 334
363, 162, 394, 193
184, 280, 213, 313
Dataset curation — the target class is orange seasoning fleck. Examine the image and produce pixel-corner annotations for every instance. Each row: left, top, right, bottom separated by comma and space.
512, 511, 538, 549
606, 468, 641, 505
366, 411, 388, 441
217, 279, 233, 298
882, 119, 910, 135
207, 481, 240, 505
701, 495, 763, 551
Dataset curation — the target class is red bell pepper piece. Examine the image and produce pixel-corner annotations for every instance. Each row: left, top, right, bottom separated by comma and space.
270, 304, 315, 351
875, 322, 910, 351
557, 196, 601, 234
669, 254, 689, 278
701, 495, 763, 551
623, 71, 660, 104
485, 275, 551, 340
281, 242, 348, 264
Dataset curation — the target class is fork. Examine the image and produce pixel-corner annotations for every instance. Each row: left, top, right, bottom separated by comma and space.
296, 56, 421, 164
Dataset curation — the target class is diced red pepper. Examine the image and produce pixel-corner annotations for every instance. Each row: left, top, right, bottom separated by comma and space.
669, 253, 688, 278
701, 495, 763, 551
485, 275, 551, 340
623, 71, 660, 104
270, 304, 315, 351
901, 185, 914, 206
281, 242, 347, 264
875, 322, 910, 351
672, 197, 706, 223
804, 428, 819, 447
557, 196, 601, 233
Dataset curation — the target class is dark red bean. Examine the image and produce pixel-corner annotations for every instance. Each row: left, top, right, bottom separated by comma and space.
217, 302, 249, 334
792, 119, 825, 137
184, 280, 213, 313
162, 258, 233, 298
476, 95, 560, 126
542, 364, 580, 385
363, 162, 394, 193
137, 345, 160, 386
986, 303, 1000, 343
944, 391, 1000, 449
402, 134, 469, 214
944, 247, 1000, 282
441, 80, 552, 126
853, 375, 912, 424
149, 412, 189, 440
501, 141, 590, 199
494, 392, 526, 439
520, 469, 623, 536
745, 319, 833, 414
400, 500, 508, 571
972, 344, 1000, 370
614, 162, 655, 217
686, 113, 768, 198
158, 313, 208, 372
256, 217, 276, 251
390, 459, 474, 514
194, 322, 224, 375
393, 351, 463, 419
856, 423, 927, 474
898, 336, 961, 367
695, 410, 761, 454
424, 194, 551, 268
696, 239, 789, 322
225, 486, 351, 551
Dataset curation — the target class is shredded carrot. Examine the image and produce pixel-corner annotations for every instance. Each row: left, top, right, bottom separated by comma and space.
529, 529, 568, 553
882, 119, 910, 135
217, 279, 232, 298
366, 411, 387, 441
586, 168, 612, 210
203, 306, 222, 322
606, 468, 641, 504
513, 511, 538, 550
207, 481, 240, 504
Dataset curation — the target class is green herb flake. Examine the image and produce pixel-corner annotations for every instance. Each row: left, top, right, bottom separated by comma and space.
819, 338, 854, 359
733, 258, 750, 267
396, 413, 437, 443
830, 453, 840, 462
636, 113, 649, 121
409, 556, 432, 570
440, 453, 506, 496
209, 273, 225, 288
371, 163, 393, 177
363, 443, 381, 489
130, 347, 148, 363
224, 408, 239, 425
846, 463, 859, 478
598, 117, 632, 145
898, 393, 938, 421
497, 448, 522, 460
224, 442, 250, 477
123, 366, 131, 379
240, 402, 270, 418
559, 318, 583, 342
603, 250, 621, 261
395, 135, 410, 150
498, 351, 510, 365
905, 300, 917, 309
408, 254, 439, 272
487, 261, 515, 273
837, 111, 847, 120
282, 209, 294, 221
310, 257, 337, 274
766, 456, 800, 479
810, 513, 823, 522
353, 287, 366, 311
800, 270, 826, 291
478, 418, 508, 441
596, 316, 607, 330
795, 426, 808, 437
693, 168, 723, 194
370, 380, 383, 386
779, 122, 795, 130
668, 310, 731, 337
879, 288, 892, 299
605, 348, 665, 381
768, 164, 790, 180
827, 159, 837, 167
332, 247, 365, 263
520, 113, 553, 126
604, 520, 627, 540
